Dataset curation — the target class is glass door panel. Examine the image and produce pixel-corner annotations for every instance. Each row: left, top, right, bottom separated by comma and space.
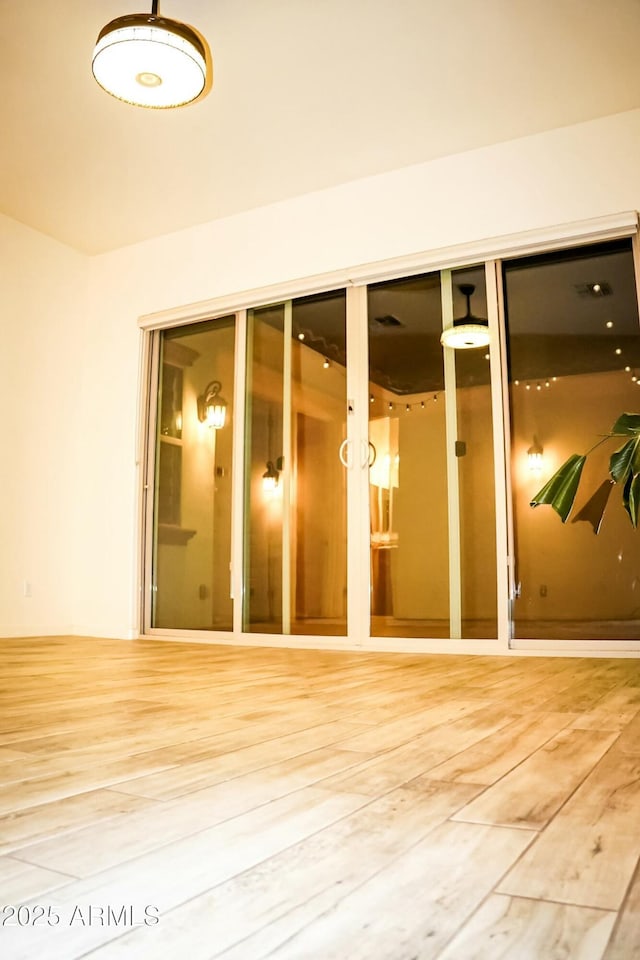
367, 268, 498, 640
151, 316, 236, 630
504, 239, 640, 641
243, 304, 285, 632
367, 273, 449, 638
243, 291, 348, 635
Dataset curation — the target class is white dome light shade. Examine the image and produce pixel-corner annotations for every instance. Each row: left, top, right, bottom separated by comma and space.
440, 323, 490, 349
92, 15, 207, 108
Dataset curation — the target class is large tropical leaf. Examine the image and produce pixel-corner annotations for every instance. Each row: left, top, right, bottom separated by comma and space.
530, 454, 586, 523
610, 413, 640, 436
609, 437, 640, 483
623, 471, 633, 523
623, 472, 640, 527
571, 479, 615, 535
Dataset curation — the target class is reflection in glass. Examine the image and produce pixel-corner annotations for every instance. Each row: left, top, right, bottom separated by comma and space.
367, 269, 497, 639
152, 317, 236, 630
243, 304, 285, 632
244, 291, 347, 635
505, 239, 640, 640
368, 272, 448, 638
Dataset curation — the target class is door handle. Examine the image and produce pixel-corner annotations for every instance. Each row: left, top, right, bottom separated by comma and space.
361, 440, 377, 468
338, 438, 353, 468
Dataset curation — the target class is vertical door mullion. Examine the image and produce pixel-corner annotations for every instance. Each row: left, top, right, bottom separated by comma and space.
231, 310, 247, 635
440, 270, 462, 639
486, 260, 514, 650
632, 232, 640, 325
282, 301, 293, 634
142, 330, 161, 633
346, 284, 370, 646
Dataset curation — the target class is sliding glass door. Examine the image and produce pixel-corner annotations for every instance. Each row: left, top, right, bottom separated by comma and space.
367, 267, 498, 640
150, 316, 236, 630
504, 239, 640, 641
145, 272, 500, 644
144, 228, 640, 650
243, 291, 348, 635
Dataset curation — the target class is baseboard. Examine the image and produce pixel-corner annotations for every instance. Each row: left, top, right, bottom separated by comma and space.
0, 624, 75, 639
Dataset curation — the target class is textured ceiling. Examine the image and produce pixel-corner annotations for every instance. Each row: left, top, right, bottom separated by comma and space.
1, 0, 640, 254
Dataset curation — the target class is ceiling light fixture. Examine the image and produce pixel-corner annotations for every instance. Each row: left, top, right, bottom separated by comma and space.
440, 284, 490, 349
92, 0, 209, 108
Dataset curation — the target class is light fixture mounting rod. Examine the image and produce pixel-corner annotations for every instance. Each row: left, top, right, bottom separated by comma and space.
151, 0, 159, 14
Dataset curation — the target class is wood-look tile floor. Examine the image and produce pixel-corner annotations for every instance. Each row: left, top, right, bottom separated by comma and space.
1, 638, 639, 959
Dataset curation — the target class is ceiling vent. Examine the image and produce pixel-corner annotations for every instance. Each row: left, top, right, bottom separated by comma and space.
373, 314, 403, 327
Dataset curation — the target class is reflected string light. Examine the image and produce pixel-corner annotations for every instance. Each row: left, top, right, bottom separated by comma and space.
515, 378, 559, 392
376, 394, 443, 413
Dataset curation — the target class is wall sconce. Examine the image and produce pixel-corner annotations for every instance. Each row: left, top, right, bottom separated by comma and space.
262, 457, 283, 493
527, 437, 544, 474
197, 380, 227, 429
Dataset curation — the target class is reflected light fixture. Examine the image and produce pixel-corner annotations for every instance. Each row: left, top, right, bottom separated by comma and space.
527, 437, 544, 474
197, 380, 227, 429
92, 0, 209, 108
440, 284, 490, 349
262, 459, 281, 493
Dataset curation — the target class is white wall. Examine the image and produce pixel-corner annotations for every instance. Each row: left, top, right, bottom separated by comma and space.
8, 107, 640, 639
0, 213, 87, 637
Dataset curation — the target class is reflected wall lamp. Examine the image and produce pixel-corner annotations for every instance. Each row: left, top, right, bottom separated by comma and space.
440, 284, 490, 349
262, 457, 283, 493
92, 0, 210, 108
197, 381, 227, 429
527, 437, 544, 474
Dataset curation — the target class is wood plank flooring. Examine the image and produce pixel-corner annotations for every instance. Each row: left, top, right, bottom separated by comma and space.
0, 637, 639, 959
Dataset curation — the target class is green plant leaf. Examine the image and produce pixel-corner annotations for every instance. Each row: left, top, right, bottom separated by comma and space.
610, 413, 640, 436
628, 474, 640, 527
609, 437, 640, 483
571, 479, 615, 535
530, 454, 586, 523
623, 471, 633, 522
